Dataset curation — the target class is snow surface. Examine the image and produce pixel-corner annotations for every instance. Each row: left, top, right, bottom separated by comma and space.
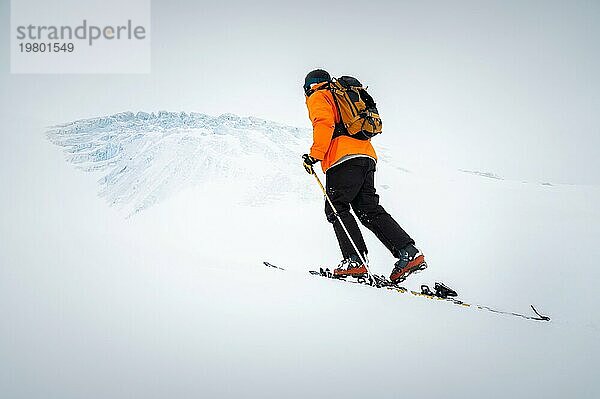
1, 112, 599, 398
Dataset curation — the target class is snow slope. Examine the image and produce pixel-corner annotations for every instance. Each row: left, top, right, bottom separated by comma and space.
1, 112, 599, 398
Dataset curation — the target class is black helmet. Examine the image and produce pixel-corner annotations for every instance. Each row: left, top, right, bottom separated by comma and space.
303, 69, 331, 95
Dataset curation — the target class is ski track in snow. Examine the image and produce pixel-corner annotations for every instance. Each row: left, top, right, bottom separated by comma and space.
47, 112, 313, 215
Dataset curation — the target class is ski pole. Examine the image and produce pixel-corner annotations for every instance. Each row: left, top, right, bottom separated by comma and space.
308, 166, 377, 283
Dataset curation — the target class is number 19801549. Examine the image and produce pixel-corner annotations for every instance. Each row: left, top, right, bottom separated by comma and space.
19, 42, 74, 53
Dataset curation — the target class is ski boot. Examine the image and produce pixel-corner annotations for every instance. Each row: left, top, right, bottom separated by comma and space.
390, 244, 426, 283
333, 253, 368, 278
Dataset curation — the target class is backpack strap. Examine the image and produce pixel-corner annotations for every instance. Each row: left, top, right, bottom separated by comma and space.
329, 80, 350, 139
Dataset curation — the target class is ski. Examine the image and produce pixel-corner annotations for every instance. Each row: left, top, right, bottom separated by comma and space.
263, 261, 550, 322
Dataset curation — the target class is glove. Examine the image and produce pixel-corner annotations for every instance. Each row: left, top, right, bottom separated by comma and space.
302, 154, 319, 174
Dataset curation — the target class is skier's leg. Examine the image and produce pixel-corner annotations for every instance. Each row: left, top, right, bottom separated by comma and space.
325, 159, 368, 259
351, 159, 414, 256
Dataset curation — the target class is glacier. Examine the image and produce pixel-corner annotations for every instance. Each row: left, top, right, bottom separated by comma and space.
47, 111, 313, 215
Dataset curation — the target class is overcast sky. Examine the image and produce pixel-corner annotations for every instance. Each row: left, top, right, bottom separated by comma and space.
1, 0, 599, 184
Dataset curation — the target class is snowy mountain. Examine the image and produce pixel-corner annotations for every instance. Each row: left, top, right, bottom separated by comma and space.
47, 111, 569, 219
47, 112, 312, 215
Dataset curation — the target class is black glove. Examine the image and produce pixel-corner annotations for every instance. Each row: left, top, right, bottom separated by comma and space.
302, 154, 319, 174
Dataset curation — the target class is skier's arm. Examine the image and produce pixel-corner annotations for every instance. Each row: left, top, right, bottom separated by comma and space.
306, 91, 335, 160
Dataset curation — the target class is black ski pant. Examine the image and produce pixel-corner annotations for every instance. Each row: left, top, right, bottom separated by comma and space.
325, 157, 414, 260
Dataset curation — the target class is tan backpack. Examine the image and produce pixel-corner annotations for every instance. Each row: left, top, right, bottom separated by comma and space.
330, 76, 382, 140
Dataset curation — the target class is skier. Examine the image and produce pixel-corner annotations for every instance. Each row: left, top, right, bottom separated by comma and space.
302, 69, 426, 283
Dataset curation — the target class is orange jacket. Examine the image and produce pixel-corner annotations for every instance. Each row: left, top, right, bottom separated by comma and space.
306, 83, 377, 172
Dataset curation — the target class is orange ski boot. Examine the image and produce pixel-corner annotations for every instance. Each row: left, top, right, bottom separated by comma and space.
333, 254, 368, 278
390, 244, 427, 283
